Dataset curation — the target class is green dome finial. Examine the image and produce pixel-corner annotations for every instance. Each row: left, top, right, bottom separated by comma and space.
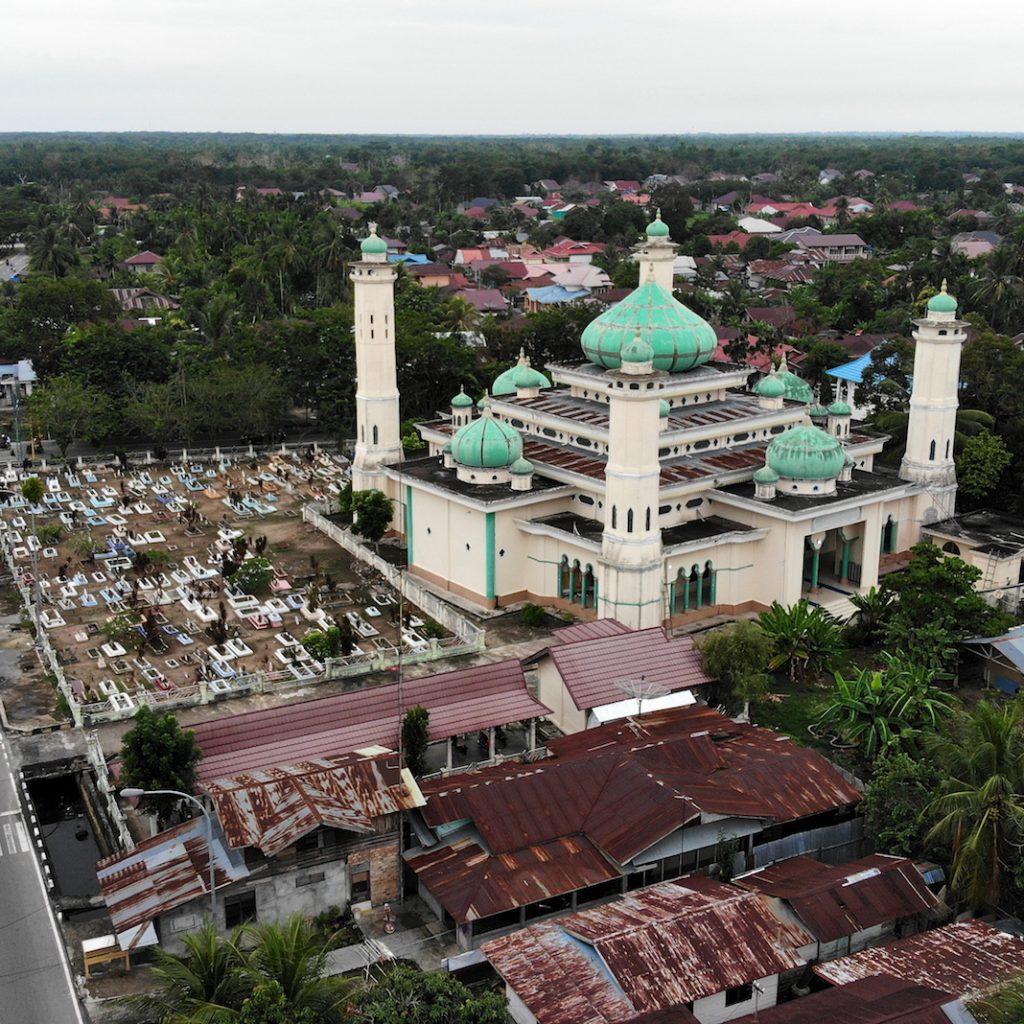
451, 385, 474, 408
927, 279, 958, 314
621, 332, 655, 365
646, 209, 670, 239
360, 222, 388, 256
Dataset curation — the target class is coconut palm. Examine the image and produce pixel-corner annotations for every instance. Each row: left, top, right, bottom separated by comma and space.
926, 701, 1024, 909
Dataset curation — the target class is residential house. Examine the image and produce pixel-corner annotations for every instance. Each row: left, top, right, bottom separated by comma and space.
708, 231, 755, 251
737, 217, 781, 235
548, 263, 612, 294
712, 338, 806, 375
604, 180, 643, 194
98, 750, 422, 955
483, 878, 811, 1024
852, 169, 876, 180
794, 233, 868, 263
0, 360, 36, 410
733, 854, 939, 962
527, 620, 710, 733
110, 287, 180, 313
455, 288, 508, 314
730, 975, 976, 1024
122, 250, 164, 275
405, 706, 863, 949
95, 196, 145, 220
533, 179, 560, 192
743, 306, 800, 333
543, 240, 607, 264
886, 200, 925, 213
522, 284, 594, 310
815, 920, 1024, 1003
407, 263, 464, 289
374, 184, 400, 198
951, 230, 1001, 259
819, 168, 844, 185
358, 190, 387, 203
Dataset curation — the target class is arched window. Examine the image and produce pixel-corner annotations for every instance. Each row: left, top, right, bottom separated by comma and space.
688, 566, 700, 609
627, 509, 634, 533
929, 440, 936, 461
558, 556, 570, 598
704, 561, 717, 605
582, 564, 595, 609
881, 516, 898, 554
611, 506, 617, 530
942, 541, 961, 556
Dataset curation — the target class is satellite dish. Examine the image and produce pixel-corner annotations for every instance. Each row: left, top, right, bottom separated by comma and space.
617, 676, 670, 719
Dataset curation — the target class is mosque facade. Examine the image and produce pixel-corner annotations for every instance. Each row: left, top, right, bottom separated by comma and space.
348, 219, 971, 629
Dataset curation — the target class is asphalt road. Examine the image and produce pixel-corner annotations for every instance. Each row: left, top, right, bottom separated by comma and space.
0, 729, 86, 1024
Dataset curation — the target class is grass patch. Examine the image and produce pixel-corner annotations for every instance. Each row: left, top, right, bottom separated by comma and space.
750, 683, 828, 749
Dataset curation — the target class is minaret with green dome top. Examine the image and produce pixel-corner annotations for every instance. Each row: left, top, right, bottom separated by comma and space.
636, 209, 677, 293
350, 223, 402, 493
899, 280, 967, 520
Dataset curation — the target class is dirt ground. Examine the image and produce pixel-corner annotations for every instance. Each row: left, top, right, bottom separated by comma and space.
0, 453, 452, 715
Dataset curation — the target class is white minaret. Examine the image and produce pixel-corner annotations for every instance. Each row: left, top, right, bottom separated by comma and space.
351, 223, 402, 492
599, 334, 665, 629
636, 210, 677, 293
899, 280, 967, 521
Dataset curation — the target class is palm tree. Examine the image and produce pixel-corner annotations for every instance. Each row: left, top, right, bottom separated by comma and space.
972, 975, 1024, 1024
26, 218, 78, 278
849, 586, 894, 643
926, 701, 1024, 909
871, 407, 995, 467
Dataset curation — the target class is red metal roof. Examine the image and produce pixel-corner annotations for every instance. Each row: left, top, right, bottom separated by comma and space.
815, 920, 1024, 999
410, 707, 861, 923
734, 855, 937, 943
729, 975, 958, 1024
189, 660, 550, 780
483, 879, 810, 1021
202, 750, 422, 855
405, 835, 618, 923
124, 250, 163, 265
551, 619, 631, 644
548, 627, 711, 710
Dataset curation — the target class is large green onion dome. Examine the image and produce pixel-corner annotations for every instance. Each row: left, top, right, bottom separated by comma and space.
360, 224, 388, 256
492, 349, 551, 395
450, 402, 523, 469
766, 424, 846, 481
580, 280, 717, 372
927, 279, 958, 314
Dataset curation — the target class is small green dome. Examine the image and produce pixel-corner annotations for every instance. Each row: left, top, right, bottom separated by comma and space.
844, 451, 855, 466
442, 440, 453, 453
580, 279, 717, 372
360, 224, 388, 256
621, 334, 655, 364
754, 375, 786, 399
451, 386, 474, 408
753, 465, 780, 484
659, 399, 670, 418
450, 405, 523, 469
927, 279, 958, 314
492, 350, 551, 395
646, 211, 670, 238
510, 457, 534, 476
477, 394, 488, 409
808, 403, 829, 419
767, 424, 846, 481
828, 400, 852, 416
778, 370, 813, 403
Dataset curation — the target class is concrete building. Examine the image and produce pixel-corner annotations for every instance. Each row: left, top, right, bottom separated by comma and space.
348, 214, 971, 628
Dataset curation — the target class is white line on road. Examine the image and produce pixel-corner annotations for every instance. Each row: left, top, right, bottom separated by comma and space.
15, 821, 29, 853
0, 808, 21, 817
4, 822, 14, 854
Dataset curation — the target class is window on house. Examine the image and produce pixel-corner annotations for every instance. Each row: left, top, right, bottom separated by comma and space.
224, 891, 257, 928
725, 983, 754, 1006
351, 864, 371, 901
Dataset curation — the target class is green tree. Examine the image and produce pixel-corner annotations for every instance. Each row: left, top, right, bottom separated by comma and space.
847, 586, 894, 645
27, 374, 113, 457
402, 706, 430, 777
102, 612, 147, 653
861, 750, 944, 858
301, 626, 341, 661
957, 430, 1013, 500
972, 976, 1024, 1024
927, 701, 1024, 909
352, 489, 394, 546
354, 965, 510, 1024
881, 543, 1013, 672
119, 706, 202, 821
239, 981, 319, 1024
20, 475, 44, 505
231, 557, 275, 595
757, 600, 845, 681
815, 655, 955, 765
697, 620, 772, 719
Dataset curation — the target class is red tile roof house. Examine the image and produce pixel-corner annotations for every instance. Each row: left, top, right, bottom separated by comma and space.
543, 239, 607, 264
525, 620, 711, 733
455, 287, 508, 313
122, 250, 164, 274
483, 877, 811, 1024
404, 705, 862, 949
97, 749, 423, 955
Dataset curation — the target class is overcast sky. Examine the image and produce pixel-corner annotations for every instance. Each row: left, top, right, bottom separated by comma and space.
3, 0, 1021, 135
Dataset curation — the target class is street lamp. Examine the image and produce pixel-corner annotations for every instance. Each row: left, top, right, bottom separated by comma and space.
120, 788, 218, 920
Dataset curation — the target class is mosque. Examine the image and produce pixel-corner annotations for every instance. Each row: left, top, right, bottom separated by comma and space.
347, 217, 985, 630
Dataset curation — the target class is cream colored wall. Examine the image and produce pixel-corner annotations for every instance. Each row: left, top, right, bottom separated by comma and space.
521, 529, 600, 603
410, 489, 488, 599
664, 537, 765, 609
492, 497, 575, 598
536, 658, 588, 734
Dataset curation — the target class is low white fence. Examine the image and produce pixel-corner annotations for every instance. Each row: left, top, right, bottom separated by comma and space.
302, 502, 486, 649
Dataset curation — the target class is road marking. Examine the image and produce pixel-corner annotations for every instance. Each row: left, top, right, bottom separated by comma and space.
0, 808, 20, 817
15, 820, 28, 853
4, 822, 15, 854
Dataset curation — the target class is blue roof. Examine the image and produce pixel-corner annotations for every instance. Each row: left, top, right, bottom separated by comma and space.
388, 253, 430, 265
526, 285, 591, 305
826, 353, 873, 384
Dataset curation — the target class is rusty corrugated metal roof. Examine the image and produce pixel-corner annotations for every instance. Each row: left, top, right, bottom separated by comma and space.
548, 626, 711, 710
405, 835, 619, 922
188, 659, 549, 780
202, 750, 423, 856
734, 854, 937, 943
483, 880, 810, 1022
96, 816, 248, 948
411, 707, 860, 925
728, 975, 960, 1024
551, 618, 631, 644
814, 920, 1024, 999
